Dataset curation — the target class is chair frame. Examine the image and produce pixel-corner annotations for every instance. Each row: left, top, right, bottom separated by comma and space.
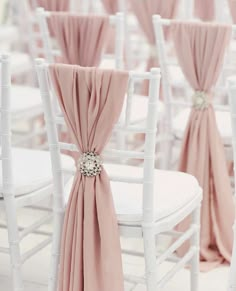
227, 78, 236, 291
37, 58, 202, 291
0, 54, 53, 291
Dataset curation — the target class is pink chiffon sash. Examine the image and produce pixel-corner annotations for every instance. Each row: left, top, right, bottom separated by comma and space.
101, 0, 118, 14
49, 64, 129, 291
171, 21, 235, 270
35, 0, 69, 11
228, 0, 236, 23
50, 13, 109, 65
194, 0, 215, 21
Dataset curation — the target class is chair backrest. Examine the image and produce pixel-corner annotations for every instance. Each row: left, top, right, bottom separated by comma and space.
36, 60, 161, 223
152, 15, 234, 132
0, 54, 13, 199
36, 8, 124, 69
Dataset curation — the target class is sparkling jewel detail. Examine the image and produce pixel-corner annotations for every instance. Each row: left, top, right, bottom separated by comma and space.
192, 91, 209, 110
77, 152, 102, 177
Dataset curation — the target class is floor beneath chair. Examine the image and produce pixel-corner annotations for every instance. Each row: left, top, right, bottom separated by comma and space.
0, 208, 230, 291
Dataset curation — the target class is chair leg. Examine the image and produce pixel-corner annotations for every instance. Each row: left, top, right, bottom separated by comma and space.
228, 218, 236, 291
190, 205, 201, 291
48, 210, 64, 291
4, 196, 24, 291
143, 227, 157, 291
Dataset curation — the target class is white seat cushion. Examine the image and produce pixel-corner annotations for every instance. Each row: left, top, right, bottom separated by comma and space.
65, 164, 201, 224
0, 148, 75, 197
173, 108, 232, 145
11, 85, 42, 118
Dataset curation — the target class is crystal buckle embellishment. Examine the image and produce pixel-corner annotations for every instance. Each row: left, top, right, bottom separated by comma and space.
192, 91, 209, 110
78, 152, 102, 177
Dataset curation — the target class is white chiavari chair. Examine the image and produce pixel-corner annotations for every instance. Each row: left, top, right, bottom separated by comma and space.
153, 15, 236, 170
36, 59, 202, 291
0, 54, 75, 291
227, 77, 236, 291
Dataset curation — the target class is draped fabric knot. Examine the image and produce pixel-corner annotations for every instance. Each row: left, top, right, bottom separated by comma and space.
77, 152, 103, 177
192, 91, 210, 110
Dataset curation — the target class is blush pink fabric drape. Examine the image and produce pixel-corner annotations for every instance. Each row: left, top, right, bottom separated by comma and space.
101, 0, 118, 13
35, 0, 69, 11
49, 64, 129, 291
194, 0, 215, 21
129, 0, 179, 93
50, 13, 110, 65
171, 21, 235, 270
228, 0, 236, 23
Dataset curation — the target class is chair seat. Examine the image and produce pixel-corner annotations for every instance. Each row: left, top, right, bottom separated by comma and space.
0, 148, 75, 197
11, 85, 42, 118
11, 53, 32, 75
173, 108, 232, 145
65, 164, 201, 225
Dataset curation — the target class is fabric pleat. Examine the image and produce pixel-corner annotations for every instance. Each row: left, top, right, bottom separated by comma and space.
35, 0, 69, 11
50, 13, 109, 66
194, 0, 215, 21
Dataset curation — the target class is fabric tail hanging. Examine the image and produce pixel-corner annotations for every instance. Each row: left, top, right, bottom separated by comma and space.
50, 64, 129, 291
171, 21, 235, 270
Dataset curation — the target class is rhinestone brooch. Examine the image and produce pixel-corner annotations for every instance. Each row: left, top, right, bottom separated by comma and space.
78, 152, 102, 177
192, 91, 209, 110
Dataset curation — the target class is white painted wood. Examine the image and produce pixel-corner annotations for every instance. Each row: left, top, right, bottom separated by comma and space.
1, 53, 24, 291
227, 77, 236, 291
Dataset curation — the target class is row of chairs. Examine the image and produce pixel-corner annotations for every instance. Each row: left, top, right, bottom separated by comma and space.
1, 1, 236, 291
